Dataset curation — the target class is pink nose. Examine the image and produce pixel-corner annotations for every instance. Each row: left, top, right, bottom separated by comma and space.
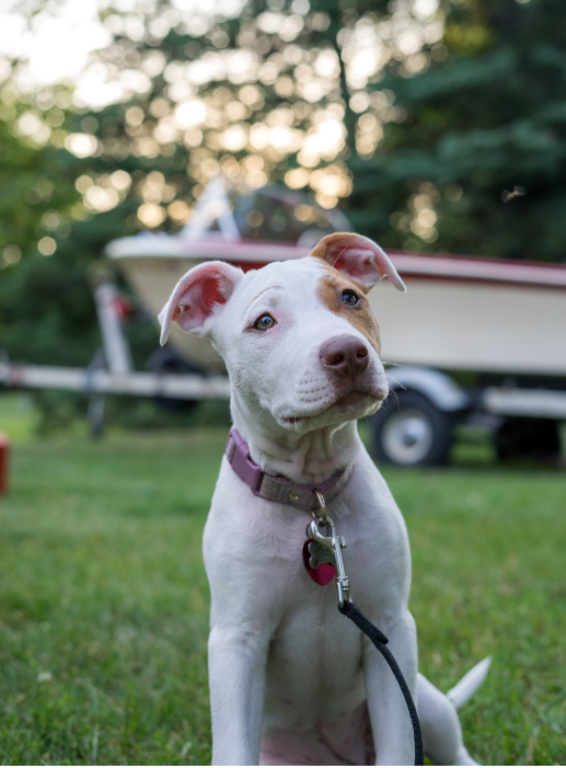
320, 334, 369, 379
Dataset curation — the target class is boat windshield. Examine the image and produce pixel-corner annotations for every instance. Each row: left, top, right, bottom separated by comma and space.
228, 183, 352, 245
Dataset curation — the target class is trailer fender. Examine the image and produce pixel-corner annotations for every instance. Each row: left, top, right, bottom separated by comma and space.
385, 366, 470, 412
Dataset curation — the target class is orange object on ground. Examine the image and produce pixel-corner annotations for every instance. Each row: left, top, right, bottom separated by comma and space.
0, 433, 9, 494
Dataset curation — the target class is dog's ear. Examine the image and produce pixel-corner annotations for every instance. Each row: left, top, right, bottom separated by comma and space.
310, 232, 406, 292
158, 261, 243, 345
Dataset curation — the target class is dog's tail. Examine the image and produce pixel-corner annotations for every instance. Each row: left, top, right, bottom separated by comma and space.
446, 657, 492, 710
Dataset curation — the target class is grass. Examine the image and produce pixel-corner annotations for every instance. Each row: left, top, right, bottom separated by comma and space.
0, 395, 565, 765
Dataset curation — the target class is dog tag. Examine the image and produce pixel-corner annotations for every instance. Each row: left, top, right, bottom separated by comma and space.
302, 538, 336, 585
306, 539, 335, 569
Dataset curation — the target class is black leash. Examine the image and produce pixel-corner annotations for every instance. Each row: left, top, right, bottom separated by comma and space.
338, 600, 424, 766
304, 514, 423, 764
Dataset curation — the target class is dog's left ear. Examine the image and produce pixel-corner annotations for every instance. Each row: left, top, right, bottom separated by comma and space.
310, 232, 406, 292
158, 260, 243, 345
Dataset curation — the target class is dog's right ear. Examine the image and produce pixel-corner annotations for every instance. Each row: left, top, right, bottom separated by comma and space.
310, 232, 406, 292
158, 261, 243, 345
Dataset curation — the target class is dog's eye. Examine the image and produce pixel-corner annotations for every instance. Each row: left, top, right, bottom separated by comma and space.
342, 290, 360, 306
254, 313, 276, 331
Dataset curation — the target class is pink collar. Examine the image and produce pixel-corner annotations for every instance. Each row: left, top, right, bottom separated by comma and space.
225, 427, 353, 512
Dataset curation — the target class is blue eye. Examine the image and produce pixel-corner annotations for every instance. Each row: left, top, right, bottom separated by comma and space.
342, 290, 360, 306
254, 314, 276, 331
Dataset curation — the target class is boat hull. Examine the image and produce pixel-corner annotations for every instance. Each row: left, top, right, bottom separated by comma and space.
112, 247, 566, 377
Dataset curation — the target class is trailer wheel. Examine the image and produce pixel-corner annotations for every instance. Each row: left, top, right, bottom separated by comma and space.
495, 418, 561, 461
145, 348, 199, 412
371, 391, 452, 467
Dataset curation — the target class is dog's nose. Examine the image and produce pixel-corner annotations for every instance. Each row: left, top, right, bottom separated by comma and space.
320, 334, 369, 379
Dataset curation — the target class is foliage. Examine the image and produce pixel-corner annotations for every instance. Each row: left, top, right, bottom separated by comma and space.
0, 113, 138, 367
0, 412, 565, 764
350, 0, 566, 260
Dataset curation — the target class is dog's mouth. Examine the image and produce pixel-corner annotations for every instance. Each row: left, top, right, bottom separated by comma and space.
281, 387, 386, 427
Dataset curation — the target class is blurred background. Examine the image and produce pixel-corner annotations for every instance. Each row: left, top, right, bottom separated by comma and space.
1, 0, 566, 456
1, 0, 565, 764
1, 0, 565, 452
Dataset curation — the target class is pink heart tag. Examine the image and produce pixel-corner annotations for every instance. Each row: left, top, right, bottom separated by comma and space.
302, 539, 336, 586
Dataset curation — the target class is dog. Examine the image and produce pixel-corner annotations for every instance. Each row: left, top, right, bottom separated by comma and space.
159, 233, 490, 766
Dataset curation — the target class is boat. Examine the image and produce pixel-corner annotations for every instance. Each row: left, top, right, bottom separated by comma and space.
106, 179, 566, 378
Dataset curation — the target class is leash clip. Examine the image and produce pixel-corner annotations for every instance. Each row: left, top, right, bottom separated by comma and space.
308, 513, 350, 607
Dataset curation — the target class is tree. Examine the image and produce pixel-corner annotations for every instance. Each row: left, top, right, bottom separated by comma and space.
348, 0, 566, 261
0, 103, 144, 368
66, 0, 566, 261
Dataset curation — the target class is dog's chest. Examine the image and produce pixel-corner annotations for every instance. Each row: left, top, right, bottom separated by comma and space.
257, 513, 397, 727
263, 586, 367, 727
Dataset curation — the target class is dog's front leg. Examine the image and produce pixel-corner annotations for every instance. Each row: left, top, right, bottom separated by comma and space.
208, 622, 270, 766
364, 608, 418, 766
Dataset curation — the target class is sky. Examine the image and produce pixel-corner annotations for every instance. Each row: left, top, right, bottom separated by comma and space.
0, 0, 110, 85
0, 0, 246, 100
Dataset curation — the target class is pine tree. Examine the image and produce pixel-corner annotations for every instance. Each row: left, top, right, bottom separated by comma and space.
348, 0, 566, 261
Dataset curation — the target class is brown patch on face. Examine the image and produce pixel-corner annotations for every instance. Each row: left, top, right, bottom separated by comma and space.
317, 264, 381, 353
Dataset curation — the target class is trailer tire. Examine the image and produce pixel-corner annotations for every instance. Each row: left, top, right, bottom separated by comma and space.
495, 418, 561, 461
371, 391, 452, 467
145, 348, 199, 412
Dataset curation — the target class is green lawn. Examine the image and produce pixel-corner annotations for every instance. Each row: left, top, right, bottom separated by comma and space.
0, 395, 565, 765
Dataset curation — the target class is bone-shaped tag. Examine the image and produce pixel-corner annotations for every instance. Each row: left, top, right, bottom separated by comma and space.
307, 540, 335, 569
302, 538, 336, 586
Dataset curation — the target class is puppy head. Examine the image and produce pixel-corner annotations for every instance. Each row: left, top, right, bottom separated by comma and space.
158, 233, 405, 435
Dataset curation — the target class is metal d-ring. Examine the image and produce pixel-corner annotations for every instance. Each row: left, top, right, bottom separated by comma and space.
314, 489, 327, 526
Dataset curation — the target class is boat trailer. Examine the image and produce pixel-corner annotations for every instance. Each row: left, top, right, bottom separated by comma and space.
0, 275, 230, 436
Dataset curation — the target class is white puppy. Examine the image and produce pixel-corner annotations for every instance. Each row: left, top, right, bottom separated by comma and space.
159, 233, 489, 766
